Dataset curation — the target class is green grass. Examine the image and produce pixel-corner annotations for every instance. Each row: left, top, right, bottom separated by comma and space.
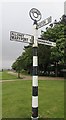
0, 71, 17, 80
2, 80, 64, 118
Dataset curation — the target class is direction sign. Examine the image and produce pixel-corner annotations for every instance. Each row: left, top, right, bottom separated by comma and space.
37, 16, 52, 29
10, 31, 56, 47
38, 39, 56, 47
10, 31, 34, 43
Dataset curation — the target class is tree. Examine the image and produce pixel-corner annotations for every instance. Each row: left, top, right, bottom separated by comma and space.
38, 44, 51, 75
41, 16, 65, 76
12, 45, 33, 76
12, 56, 23, 78
12, 15, 66, 77
21, 46, 33, 74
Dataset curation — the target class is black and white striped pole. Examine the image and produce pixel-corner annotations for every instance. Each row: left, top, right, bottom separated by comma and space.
32, 20, 38, 119
29, 8, 42, 120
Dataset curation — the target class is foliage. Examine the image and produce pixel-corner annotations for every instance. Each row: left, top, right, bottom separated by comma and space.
12, 46, 32, 75
21, 46, 32, 73
41, 18, 65, 76
38, 45, 51, 74
41, 22, 65, 64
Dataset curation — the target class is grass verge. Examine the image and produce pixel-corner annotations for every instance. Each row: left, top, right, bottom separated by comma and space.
0, 71, 17, 80
2, 80, 64, 118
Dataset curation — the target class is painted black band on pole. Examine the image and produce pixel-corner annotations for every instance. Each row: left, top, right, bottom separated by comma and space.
32, 86, 38, 96
32, 107, 38, 118
33, 66, 38, 76
33, 47, 38, 56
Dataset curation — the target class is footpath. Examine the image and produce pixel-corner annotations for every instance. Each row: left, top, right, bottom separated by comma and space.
0, 71, 64, 83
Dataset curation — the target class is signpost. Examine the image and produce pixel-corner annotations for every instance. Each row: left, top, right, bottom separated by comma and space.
10, 31, 56, 47
10, 8, 56, 120
38, 38, 56, 47
10, 31, 34, 43
37, 16, 52, 29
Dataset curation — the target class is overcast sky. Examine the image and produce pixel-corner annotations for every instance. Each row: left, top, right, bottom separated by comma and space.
0, 0, 66, 69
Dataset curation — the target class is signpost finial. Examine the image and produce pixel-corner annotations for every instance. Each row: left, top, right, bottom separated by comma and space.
29, 8, 42, 22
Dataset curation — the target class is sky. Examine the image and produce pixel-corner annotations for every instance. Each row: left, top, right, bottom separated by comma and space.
0, 0, 66, 69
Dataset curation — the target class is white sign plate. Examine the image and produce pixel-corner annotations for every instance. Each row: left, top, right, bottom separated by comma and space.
37, 16, 52, 29
10, 31, 34, 43
10, 31, 56, 47
38, 39, 56, 47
